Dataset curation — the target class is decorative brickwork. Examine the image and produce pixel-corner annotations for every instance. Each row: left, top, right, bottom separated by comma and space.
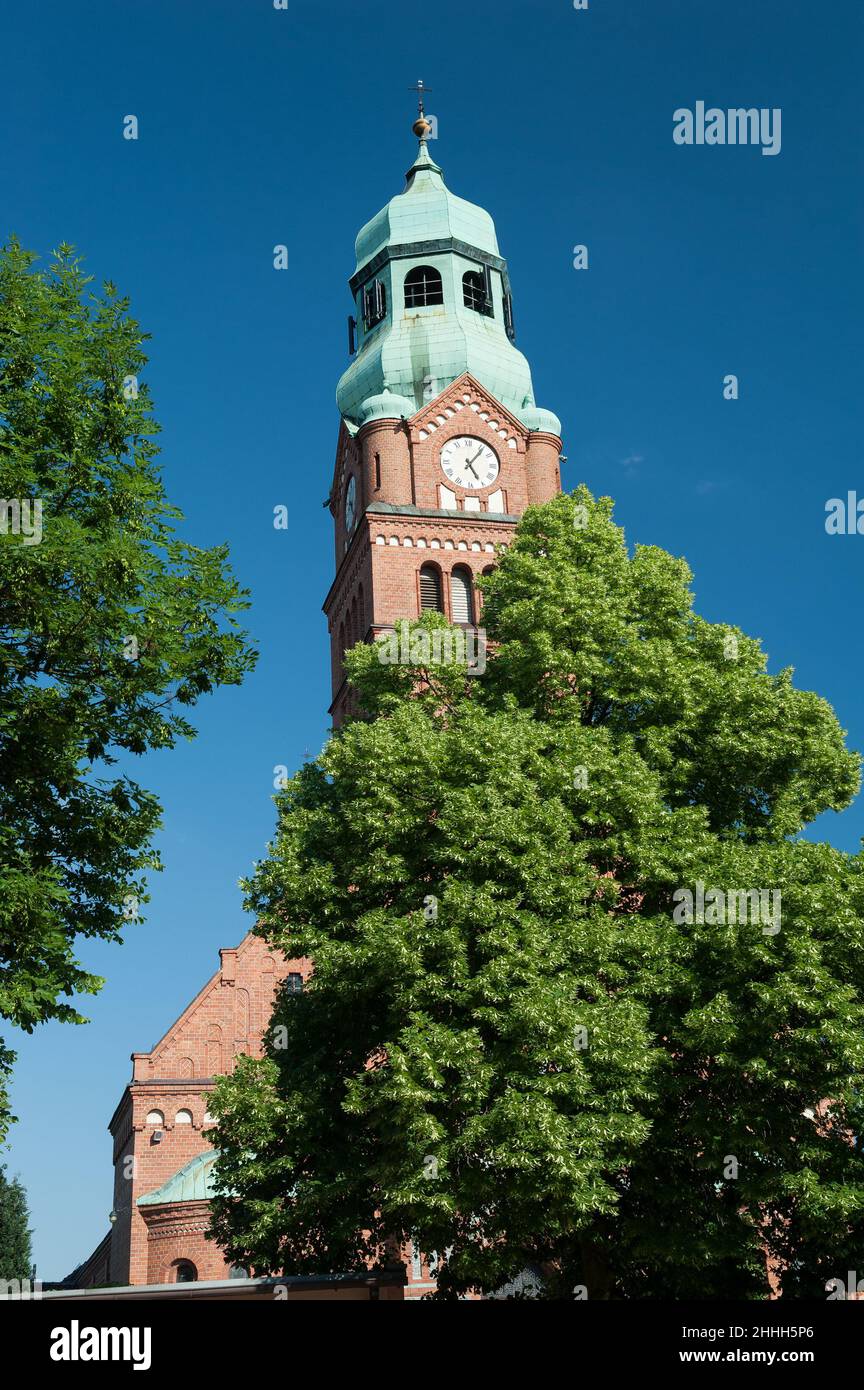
324, 371, 562, 725
74, 933, 308, 1288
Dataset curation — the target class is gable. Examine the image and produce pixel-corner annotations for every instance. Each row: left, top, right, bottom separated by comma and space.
131, 933, 306, 1083
407, 373, 528, 455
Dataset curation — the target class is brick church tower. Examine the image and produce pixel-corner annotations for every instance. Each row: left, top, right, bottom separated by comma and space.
324, 107, 563, 725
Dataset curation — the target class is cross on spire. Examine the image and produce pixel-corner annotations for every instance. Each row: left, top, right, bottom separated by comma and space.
409, 79, 430, 117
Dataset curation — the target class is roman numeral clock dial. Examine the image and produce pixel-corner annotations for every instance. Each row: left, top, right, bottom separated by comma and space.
440, 435, 500, 490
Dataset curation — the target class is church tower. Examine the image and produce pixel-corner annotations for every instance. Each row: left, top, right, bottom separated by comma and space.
324, 100, 563, 725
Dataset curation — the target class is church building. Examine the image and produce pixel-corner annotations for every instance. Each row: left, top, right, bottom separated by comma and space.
67, 100, 563, 1296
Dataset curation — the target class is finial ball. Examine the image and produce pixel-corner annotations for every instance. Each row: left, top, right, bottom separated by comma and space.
413, 115, 432, 140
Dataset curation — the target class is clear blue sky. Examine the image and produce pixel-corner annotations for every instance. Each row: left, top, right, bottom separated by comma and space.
2, 0, 862, 1279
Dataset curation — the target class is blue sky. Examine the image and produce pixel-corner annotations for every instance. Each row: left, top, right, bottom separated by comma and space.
1, 0, 862, 1278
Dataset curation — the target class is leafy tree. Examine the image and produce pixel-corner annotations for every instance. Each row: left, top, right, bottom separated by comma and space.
0, 239, 256, 1140
207, 487, 864, 1299
0, 1165, 33, 1282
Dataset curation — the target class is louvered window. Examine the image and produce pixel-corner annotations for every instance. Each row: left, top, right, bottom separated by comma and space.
463, 269, 493, 317
405, 265, 444, 307
419, 564, 443, 612
503, 291, 515, 341
450, 567, 474, 624
363, 278, 386, 329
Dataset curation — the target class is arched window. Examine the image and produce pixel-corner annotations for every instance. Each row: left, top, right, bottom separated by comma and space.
463, 269, 493, 316
285, 973, 304, 994
419, 564, 444, 612
173, 1260, 197, 1283
405, 265, 443, 308
450, 567, 474, 624
175, 1108, 193, 1125
145, 1109, 164, 1127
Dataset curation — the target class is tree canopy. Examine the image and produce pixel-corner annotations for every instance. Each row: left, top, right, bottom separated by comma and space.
207, 487, 864, 1299
0, 239, 256, 1140
0, 1165, 32, 1283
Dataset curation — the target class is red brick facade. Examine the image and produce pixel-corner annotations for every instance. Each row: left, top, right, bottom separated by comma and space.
73, 933, 308, 1288
70, 933, 447, 1297
324, 371, 562, 725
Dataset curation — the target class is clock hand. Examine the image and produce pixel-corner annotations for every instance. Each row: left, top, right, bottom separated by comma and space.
465, 448, 484, 467
465, 460, 480, 480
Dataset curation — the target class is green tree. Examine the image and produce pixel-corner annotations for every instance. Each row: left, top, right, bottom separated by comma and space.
0, 239, 256, 1140
0, 1165, 33, 1283
207, 488, 864, 1299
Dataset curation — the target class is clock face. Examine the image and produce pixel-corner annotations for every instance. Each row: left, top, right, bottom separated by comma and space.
440, 436, 500, 491
344, 475, 357, 532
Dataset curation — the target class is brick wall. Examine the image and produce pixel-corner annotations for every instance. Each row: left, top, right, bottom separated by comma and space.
100, 933, 308, 1286
324, 373, 562, 726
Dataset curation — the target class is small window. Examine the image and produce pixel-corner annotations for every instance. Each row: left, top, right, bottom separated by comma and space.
175, 1109, 193, 1125
146, 1110, 164, 1126
363, 278, 386, 330
419, 564, 444, 612
285, 973, 304, 994
405, 265, 443, 308
463, 269, 493, 317
450, 567, 474, 624
174, 1261, 197, 1284
374, 453, 381, 490
503, 291, 515, 341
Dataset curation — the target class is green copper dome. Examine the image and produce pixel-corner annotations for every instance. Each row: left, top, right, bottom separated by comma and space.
354, 143, 500, 267
337, 135, 558, 435
357, 388, 417, 425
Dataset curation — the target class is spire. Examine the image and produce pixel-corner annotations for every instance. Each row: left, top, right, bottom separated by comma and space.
405, 138, 443, 185
406, 78, 443, 183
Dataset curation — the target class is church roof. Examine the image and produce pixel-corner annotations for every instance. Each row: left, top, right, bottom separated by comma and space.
336, 126, 556, 434
137, 1150, 221, 1206
353, 141, 500, 270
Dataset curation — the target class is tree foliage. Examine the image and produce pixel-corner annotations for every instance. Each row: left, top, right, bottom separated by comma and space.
0, 1164, 33, 1282
207, 487, 864, 1298
0, 239, 256, 1140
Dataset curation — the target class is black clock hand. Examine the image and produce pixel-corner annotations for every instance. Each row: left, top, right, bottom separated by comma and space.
465, 460, 480, 480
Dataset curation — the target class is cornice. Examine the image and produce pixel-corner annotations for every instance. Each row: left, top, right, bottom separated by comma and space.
350, 238, 508, 296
